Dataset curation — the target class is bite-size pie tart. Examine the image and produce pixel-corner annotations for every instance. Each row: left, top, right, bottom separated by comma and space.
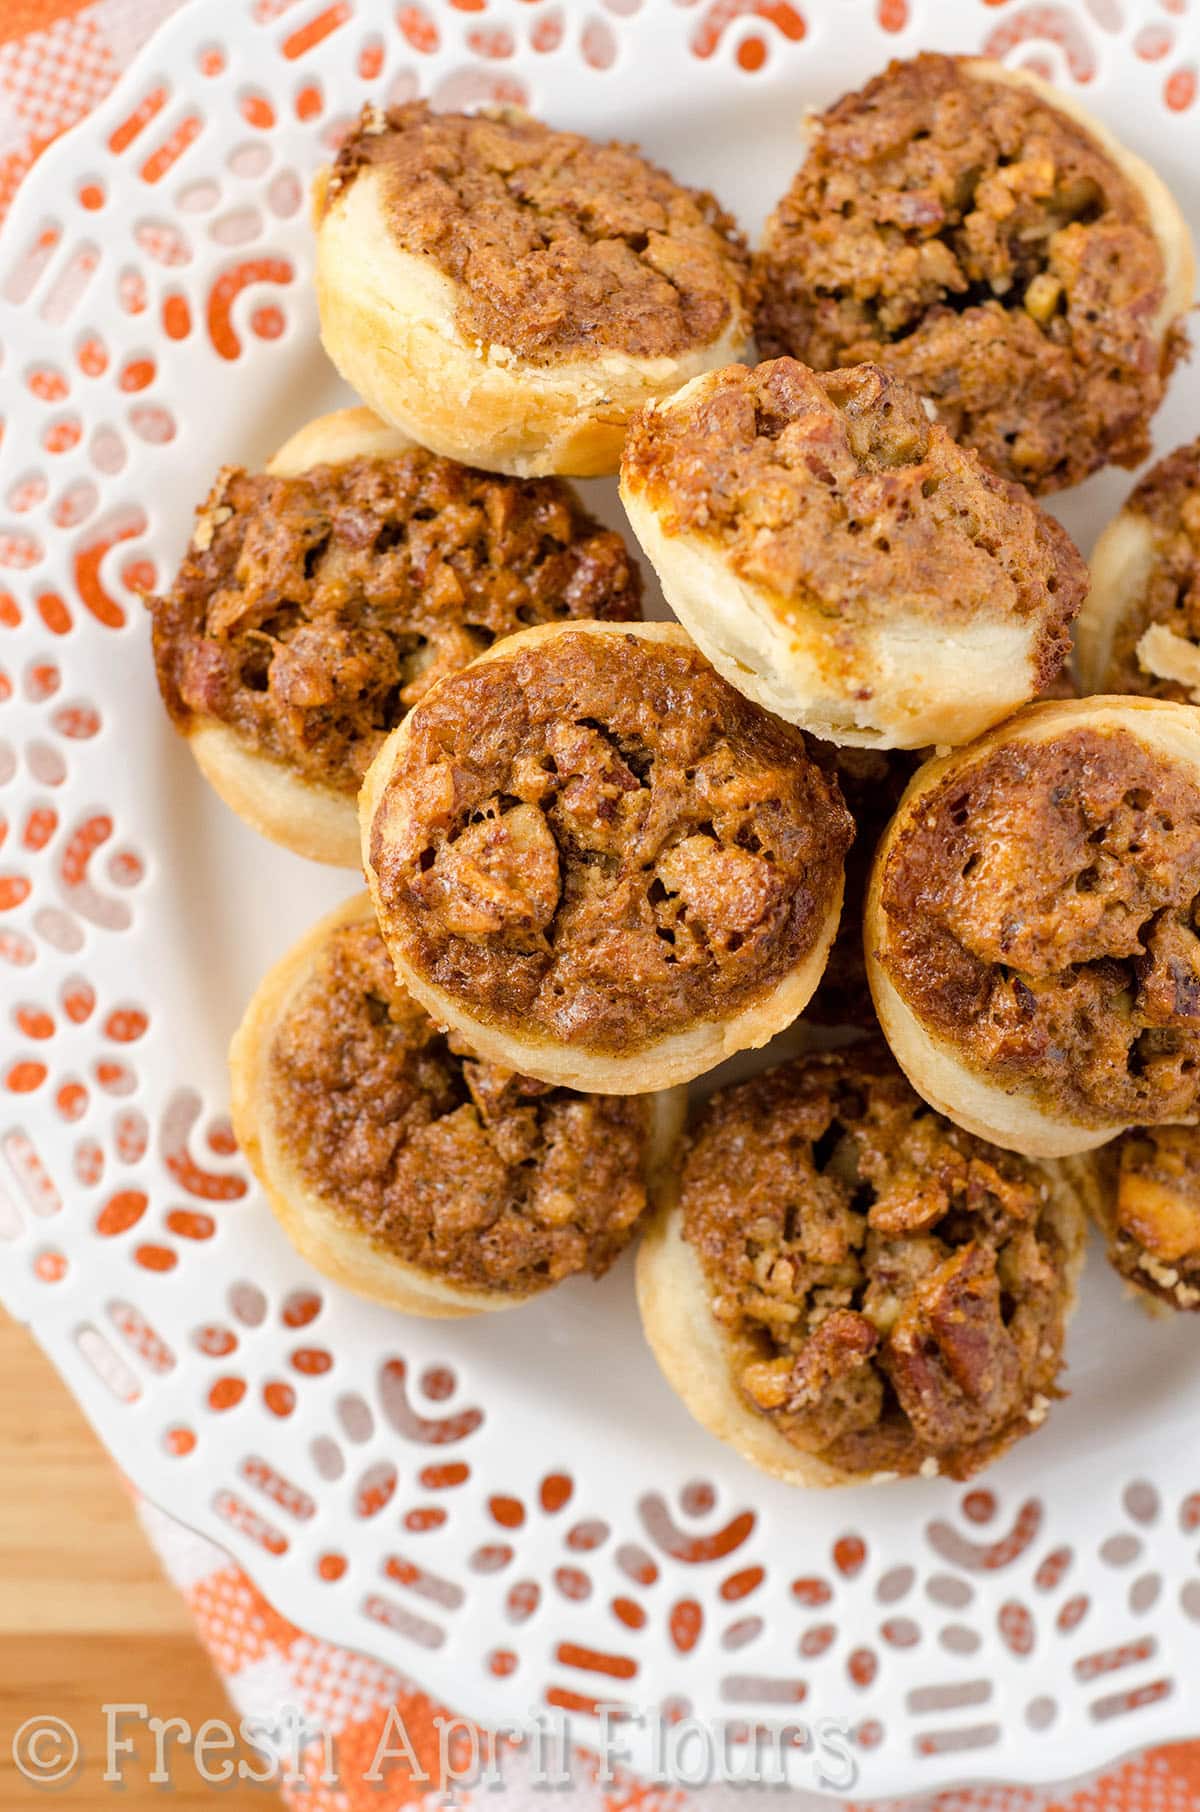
360, 620, 853, 1092
149, 406, 641, 865
314, 103, 752, 477
620, 359, 1086, 748
637, 1043, 1087, 1485
866, 698, 1200, 1156
231, 894, 685, 1315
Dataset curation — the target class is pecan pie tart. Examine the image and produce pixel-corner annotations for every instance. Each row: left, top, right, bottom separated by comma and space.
621, 357, 1086, 748
867, 698, 1200, 1156
753, 55, 1193, 493
360, 620, 853, 1091
637, 1043, 1086, 1484
314, 104, 751, 476
231, 895, 685, 1314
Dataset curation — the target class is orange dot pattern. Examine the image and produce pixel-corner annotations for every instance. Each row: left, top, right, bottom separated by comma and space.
0, 7, 1197, 1796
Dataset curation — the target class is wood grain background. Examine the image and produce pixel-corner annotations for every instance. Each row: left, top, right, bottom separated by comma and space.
0, 1309, 282, 1809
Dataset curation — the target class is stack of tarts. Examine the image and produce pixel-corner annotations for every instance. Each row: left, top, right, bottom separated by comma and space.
147, 57, 1200, 1487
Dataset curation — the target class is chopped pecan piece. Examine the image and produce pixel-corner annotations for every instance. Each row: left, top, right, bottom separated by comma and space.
428, 801, 560, 942
885, 1244, 1022, 1452
743, 1309, 882, 1449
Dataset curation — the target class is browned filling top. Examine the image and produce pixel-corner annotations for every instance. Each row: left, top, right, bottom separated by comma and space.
324, 102, 749, 364
753, 54, 1180, 494
150, 455, 641, 795
268, 917, 652, 1292
624, 360, 1085, 678
878, 725, 1200, 1125
1101, 439, 1200, 699
369, 630, 853, 1055
680, 1046, 1074, 1479
1102, 1125, 1200, 1308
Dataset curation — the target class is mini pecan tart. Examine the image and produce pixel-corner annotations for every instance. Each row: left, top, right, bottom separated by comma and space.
637, 1044, 1086, 1485
231, 894, 685, 1315
620, 359, 1086, 749
360, 620, 853, 1092
314, 103, 751, 477
149, 406, 641, 864
1078, 437, 1200, 703
866, 697, 1200, 1157
754, 55, 1193, 493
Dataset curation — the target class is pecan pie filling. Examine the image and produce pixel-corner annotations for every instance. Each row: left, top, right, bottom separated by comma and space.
268, 919, 652, 1291
150, 454, 641, 795
369, 631, 853, 1053
754, 55, 1181, 491
1103, 439, 1200, 701
324, 102, 749, 364
879, 728, 1200, 1125
623, 359, 1085, 674
681, 1048, 1075, 1479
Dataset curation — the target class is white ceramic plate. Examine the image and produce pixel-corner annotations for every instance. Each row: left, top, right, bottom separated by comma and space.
1, 0, 1199, 1796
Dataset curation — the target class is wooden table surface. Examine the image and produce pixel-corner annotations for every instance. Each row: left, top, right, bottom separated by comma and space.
0, 1309, 281, 1809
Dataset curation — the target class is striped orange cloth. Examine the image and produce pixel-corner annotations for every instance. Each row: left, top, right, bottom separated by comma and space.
4, 3, 1198, 1806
